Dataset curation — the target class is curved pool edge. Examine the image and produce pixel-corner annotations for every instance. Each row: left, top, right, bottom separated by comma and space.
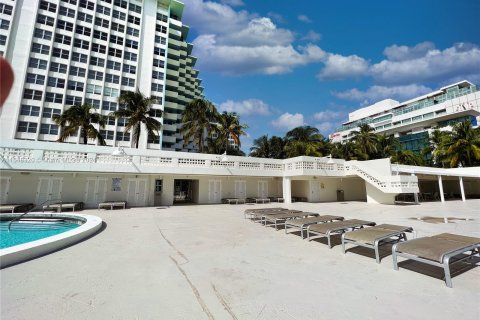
0, 213, 103, 268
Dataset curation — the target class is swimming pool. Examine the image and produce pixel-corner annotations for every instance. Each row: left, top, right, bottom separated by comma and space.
0, 213, 102, 268
0, 220, 80, 249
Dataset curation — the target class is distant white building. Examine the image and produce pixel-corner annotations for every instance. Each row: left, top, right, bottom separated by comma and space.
330, 81, 480, 154
0, 0, 203, 152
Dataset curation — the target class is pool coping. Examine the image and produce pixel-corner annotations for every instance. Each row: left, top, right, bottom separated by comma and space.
0, 213, 103, 268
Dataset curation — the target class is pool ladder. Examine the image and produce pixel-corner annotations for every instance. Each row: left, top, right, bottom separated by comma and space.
7, 199, 62, 231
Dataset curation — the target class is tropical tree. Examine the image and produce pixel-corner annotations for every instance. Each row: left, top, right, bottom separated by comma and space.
331, 141, 359, 161
53, 104, 106, 145
351, 124, 378, 160
444, 120, 480, 167
391, 150, 424, 166
270, 136, 287, 159
422, 128, 449, 167
181, 98, 218, 153
110, 89, 161, 149
284, 126, 324, 157
375, 134, 399, 159
214, 111, 248, 153
250, 135, 271, 158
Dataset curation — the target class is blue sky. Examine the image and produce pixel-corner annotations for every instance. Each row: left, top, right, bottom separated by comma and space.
181, 0, 480, 152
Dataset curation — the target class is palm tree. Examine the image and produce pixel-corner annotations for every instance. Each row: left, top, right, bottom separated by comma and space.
215, 111, 248, 153
53, 104, 106, 145
250, 135, 271, 158
284, 126, 324, 157
351, 124, 378, 160
270, 136, 287, 159
375, 134, 399, 159
444, 120, 480, 167
331, 141, 359, 161
181, 98, 218, 153
424, 129, 451, 167
110, 89, 161, 149
391, 150, 424, 166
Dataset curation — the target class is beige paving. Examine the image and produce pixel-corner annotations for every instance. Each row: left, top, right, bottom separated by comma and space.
1, 200, 479, 320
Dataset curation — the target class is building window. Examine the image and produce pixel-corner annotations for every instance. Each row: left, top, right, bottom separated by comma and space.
93, 30, 108, 41
149, 134, 160, 144
63, 0, 77, 4
67, 80, 84, 92
39, 0, 57, 13
106, 60, 121, 70
57, 20, 74, 32
29, 58, 48, 70
17, 121, 38, 133
128, 3, 141, 13
153, 59, 165, 68
52, 48, 69, 59
91, 43, 106, 54
0, 3, 13, 15
110, 22, 124, 33
154, 179, 163, 192
95, 17, 110, 28
90, 56, 105, 67
125, 39, 138, 50
156, 13, 168, 22
79, 0, 94, 10
156, 25, 167, 34
123, 51, 137, 62
47, 77, 65, 88
104, 87, 119, 97
100, 130, 114, 140
31, 43, 50, 55
88, 70, 104, 81
105, 73, 120, 84
96, 4, 111, 15
151, 83, 163, 92
127, 15, 140, 25
50, 62, 67, 73
112, 10, 125, 20
42, 107, 61, 118
34, 28, 53, 40
86, 84, 102, 94
121, 77, 135, 87
117, 117, 127, 127
65, 95, 83, 106
73, 38, 90, 50
71, 52, 88, 63
116, 131, 130, 141
76, 13, 92, 23
59, 6, 75, 18
126, 27, 139, 37
106, 116, 116, 126
0, 35, 5, 46
114, 0, 127, 8
45, 92, 64, 103
152, 71, 164, 80
75, 25, 91, 37
40, 123, 59, 135
109, 35, 124, 45
155, 35, 166, 45
102, 101, 117, 111
84, 98, 101, 108
108, 47, 122, 58
36, 14, 54, 27
23, 89, 43, 100
150, 108, 162, 117
20, 105, 41, 117
122, 64, 136, 74
55, 33, 72, 45
69, 66, 86, 77
154, 47, 165, 56
26, 73, 46, 85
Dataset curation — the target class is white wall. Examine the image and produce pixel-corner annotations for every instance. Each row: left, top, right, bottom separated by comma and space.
365, 182, 396, 204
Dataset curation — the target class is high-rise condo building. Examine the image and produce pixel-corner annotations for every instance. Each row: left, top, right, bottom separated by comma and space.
330, 80, 480, 155
0, 0, 204, 151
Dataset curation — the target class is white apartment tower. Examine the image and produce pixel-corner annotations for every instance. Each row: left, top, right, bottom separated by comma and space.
0, 0, 204, 151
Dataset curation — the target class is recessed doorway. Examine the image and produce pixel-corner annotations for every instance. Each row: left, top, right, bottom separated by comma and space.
173, 179, 197, 204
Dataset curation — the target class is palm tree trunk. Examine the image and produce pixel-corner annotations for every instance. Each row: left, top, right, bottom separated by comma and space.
82, 127, 87, 144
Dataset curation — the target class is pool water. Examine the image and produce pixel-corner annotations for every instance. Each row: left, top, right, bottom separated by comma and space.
0, 220, 80, 249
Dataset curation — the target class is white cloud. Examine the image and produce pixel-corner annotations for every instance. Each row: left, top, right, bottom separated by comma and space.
225, 17, 294, 46
218, 99, 271, 116
333, 84, 432, 103
313, 110, 345, 135
220, 0, 244, 6
193, 35, 326, 74
298, 15, 312, 23
317, 54, 369, 80
383, 41, 435, 61
302, 30, 321, 42
313, 110, 344, 121
370, 42, 480, 85
272, 113, 305, 129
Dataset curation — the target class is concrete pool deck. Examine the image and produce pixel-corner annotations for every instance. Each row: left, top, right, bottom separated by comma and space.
1, 200, 479, 320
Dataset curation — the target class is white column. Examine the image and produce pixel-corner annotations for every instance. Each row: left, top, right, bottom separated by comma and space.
412, 173, 419, 204
283, 176, 292, 204
459, 176, 466, 201
438, 175, 445, 202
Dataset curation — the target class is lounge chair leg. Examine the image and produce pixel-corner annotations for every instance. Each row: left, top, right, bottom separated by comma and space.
301, 227, 304, 239
341, 233, 346, 254
327, 232, 332, 248
443, 257, 453, 288
392, 244, 399, 270
374, 241, 380, 264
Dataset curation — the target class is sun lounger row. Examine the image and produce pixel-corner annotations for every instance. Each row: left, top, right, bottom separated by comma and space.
43, 202, 84, 212
0, 203, 34, 213
243, 208, 480, 288
98, 201, 127, 210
